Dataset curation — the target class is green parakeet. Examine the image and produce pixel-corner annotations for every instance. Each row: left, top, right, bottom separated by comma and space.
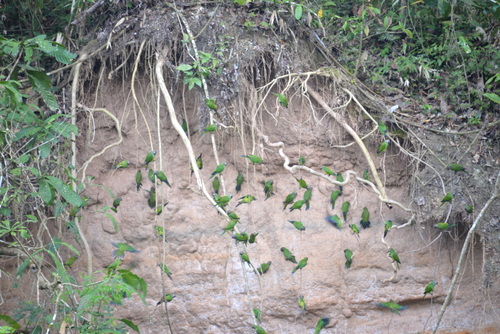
298, 295, 307, 311
253, 308, 262, 324
158, 262, 173, 280
202, 123, 218, 135
113, 160, 129, 169
465, 204, 473, 214
292, 257, 308, 274
112, 242, 139, 259
144, 150, 156, 169
227, 211, 240, 221
424, 280, 437, 297
253, 325, 267, 334
157, 293, 175, 305
378, 121, 388, 135
215, 194, 232, 208
363, 169, 370, 181
360, 207, 371, 228
440, 192, 454, 206
212, 176, 220, 194
448, 163, 466, 173
257, 261, 272, 274
146, 186, 156, 208
205, 98, 218, 111
233, 232, 249, 244
298, 156, 306, 165
236, 195, 255, 207
341, 201, 351, 221
148, 168, 156, 183
280, 247, 297, 263
273, 92, 288, 107
384, 220, 393, 237
135, 170, 143, 191
289, 220, 305, 231
235, 171, 244, 193
326, 215, 342, 230
154, 225, 164, 237
242, 154, 264, 164
377, 140, 389, 155
196, 153, 203, 170
434, 222, 455, 230
64, 256, 78, 268
240, 252, 251, 265
321, 166, 336, 176
181, 118, 188, 134
209, 162, 226, 179
379, 300, 407, 314
349, 224, 360, 237
344, 249, 353, 269
155, 171, 171, 187
191, 153, 203, 174
289, 199, 305, 211
330, 190, 341, 210
155, 203, 168, 215
295, 177, 308, 189
221, 220, 238, 235
336, 172, 344, 193
283, 192, 297, 210
263, 180, 274, 200
112, 197, 122, 212
303, 187, 312, 210
249, 233, 259, 244
314, 317, 330, 334
388, 248, 401, 268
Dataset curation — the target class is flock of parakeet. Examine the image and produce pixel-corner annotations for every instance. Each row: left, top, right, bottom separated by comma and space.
103, 134, 471, 332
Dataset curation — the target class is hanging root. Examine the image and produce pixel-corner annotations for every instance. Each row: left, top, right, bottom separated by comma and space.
257, 128, 413, 213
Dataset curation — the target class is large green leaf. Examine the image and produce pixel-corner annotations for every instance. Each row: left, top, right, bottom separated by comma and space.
27, 70, 59, 111
119, 319, 140, 333
0, 313, 21, 330
31, 35, 76, 64
119, 269, 147, 301
38, 178, 55, 205
45, 176, 82, 207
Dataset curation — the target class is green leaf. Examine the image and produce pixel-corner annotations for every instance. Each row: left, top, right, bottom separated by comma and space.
17, 155, 30, 164
0, 313, 21, 330
15, 258, 31, 279
458, 35, 471, 54
0, 208, 11, 216
28, 168, 40, 177
102, 212, 119, 232
32, 36, 76, 64
119, 270, 147, 301
483, 93, 500, 104
25, 215, 38, 223
176, 64, 193, 72
27, 70, 59, 111
38, 178, 55, 205
13, 126, 42, 142
49, 121, 78, 139
10, 168, 22, 176
295, 5, 303, 20
119, 319, 140, 333
39, 143, 51, 159
0, 80, 25, 105
44, 176, 83, 207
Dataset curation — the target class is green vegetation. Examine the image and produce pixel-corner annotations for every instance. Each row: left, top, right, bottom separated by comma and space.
0, 33, 143, 334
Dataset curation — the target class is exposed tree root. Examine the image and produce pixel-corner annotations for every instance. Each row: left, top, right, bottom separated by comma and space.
156, 53, 262, 327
